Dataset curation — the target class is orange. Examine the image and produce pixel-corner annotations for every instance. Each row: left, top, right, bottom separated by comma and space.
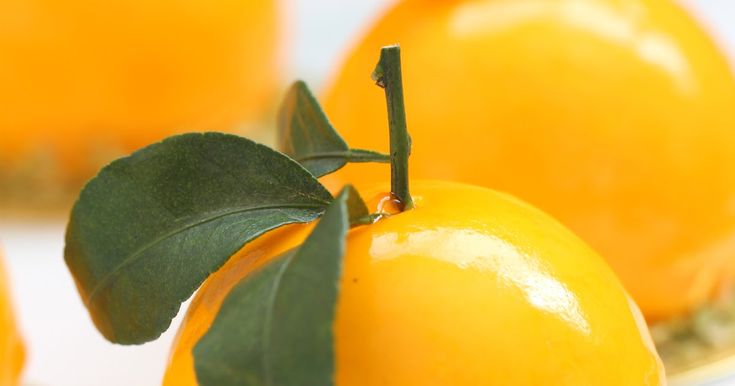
322, 0, 735, 321
164, 181, 664, 385
0, 250, 24, 386
0, 0, 279, 190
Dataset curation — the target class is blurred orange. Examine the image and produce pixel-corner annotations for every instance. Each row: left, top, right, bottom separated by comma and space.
0, 0, 279, 193
323, 0, 735, 321
0, 250, 24, 386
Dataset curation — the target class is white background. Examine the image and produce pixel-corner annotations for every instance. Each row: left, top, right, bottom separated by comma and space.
1, 0, 734, 385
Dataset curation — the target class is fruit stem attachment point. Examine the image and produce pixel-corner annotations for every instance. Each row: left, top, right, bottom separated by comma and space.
372, 45, 413, 211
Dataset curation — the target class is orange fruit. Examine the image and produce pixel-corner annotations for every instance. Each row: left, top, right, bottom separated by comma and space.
0, 250, 24, 386
322, 0, 735, 321
0, 0, 279, 198
164, 181, 664, 385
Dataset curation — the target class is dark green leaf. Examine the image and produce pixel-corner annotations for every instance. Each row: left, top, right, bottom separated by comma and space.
278, 80, 389, 177
194, 187, 360, 386
64, 132, 332, 344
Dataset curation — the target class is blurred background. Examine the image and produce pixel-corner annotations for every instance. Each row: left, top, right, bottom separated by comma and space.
2, 0, 735, 385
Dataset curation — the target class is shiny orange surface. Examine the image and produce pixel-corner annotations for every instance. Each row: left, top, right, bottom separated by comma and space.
322, 0, 735, 321
0, 251, 24, 386
164, 181, 664, 385
0, 0, 279, 181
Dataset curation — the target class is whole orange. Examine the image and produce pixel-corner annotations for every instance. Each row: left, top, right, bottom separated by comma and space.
164, 181, 664, 385
0, 0, 279, 192
0, 250, 24, 386
322, 0, 735, 321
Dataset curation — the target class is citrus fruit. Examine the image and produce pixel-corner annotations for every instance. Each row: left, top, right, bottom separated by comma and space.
0, 0, 279, 205
164, 180, 664, 385
322, 0, 735, 321
0, 250, 24, 386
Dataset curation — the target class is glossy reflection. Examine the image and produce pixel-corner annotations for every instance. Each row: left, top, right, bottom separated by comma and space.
323, 0, 735, 320
368, 228, 590, 334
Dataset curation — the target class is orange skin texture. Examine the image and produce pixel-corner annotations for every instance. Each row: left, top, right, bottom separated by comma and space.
0, 251, 24, 386
0, 0, 278, 178
322, 0, 735, 321
164, 181, 664, 386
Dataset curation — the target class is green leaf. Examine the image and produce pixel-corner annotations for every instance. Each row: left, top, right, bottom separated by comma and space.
193, 186, 361, 386
278, 80, 389, 177
343, 185, 370, 224
64, 132, 332, 344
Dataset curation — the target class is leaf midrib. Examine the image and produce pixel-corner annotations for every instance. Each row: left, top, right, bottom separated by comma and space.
83, 203, 326, 307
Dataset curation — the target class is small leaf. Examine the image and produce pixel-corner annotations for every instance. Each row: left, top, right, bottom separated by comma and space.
342, 185, 369, 224
193, 187, 361, 386
278, 80, 389, 177
64, 132, 332, 344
